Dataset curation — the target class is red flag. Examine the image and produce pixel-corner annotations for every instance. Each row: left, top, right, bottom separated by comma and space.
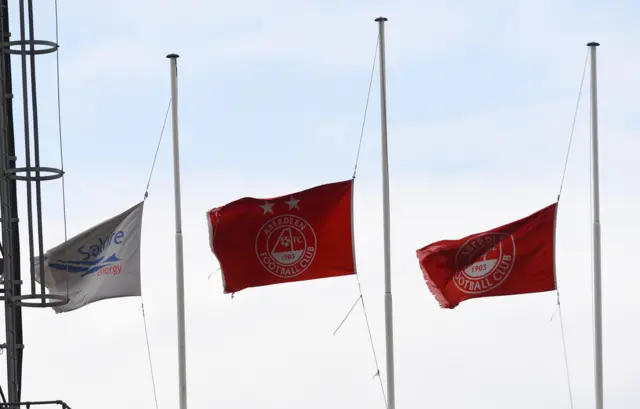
207, 179, 355, 293
416, 203, 558, 309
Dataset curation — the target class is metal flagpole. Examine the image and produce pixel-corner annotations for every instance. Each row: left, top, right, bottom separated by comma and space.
167, 53, 188, 409
587, 41, 603, 409
375, 16, 396, 409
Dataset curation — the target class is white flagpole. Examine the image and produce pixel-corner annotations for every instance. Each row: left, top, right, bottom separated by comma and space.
375, 16, 396, 409
587, 41, 604, 409
167, 53, 188, 409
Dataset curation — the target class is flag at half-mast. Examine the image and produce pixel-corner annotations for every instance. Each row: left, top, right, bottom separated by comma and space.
416, 203, 557, 309
206, 179, 355, 294
35, 202, 144, 313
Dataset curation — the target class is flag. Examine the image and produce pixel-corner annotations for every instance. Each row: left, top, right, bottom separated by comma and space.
416, 203, 557, 309
35, 202, 144, 313
207, 179, 355, 293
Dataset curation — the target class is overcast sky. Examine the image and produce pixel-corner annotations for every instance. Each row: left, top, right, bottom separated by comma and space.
1, 0, 639, 408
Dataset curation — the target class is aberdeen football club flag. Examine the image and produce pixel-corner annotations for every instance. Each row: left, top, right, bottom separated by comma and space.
206, 179, 355, 293
416, 203, 558, 309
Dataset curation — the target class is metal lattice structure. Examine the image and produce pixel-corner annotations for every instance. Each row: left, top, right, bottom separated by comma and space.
0, 401, 71, 409
0, 0, 70, 407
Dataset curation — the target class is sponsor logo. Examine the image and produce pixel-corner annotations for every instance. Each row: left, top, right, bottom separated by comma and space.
48, 231, 126, 277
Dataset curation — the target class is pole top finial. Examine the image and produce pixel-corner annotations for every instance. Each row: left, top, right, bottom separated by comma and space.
375, 17, 388, 22
166, 53, 180, 59
587, 42, 600, 47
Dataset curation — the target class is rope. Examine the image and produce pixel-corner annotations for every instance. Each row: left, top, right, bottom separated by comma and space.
133, 99, 173, 408
53, 0, 70, 304
333, 277, 387, 408
557, 50, 589, 201
144, 99, 172, 200
357, 277, 387, 408
53, 4, 162, 406
552, 48, 590, 409
332, 35, 387, 409
140, 301, 160, 409
352, 35, 379, 179
556, 294, 574, 409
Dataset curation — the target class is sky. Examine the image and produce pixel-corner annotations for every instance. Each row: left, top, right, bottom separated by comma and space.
1, 0, 639, 408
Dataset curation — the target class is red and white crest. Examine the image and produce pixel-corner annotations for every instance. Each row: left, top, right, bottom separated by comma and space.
255, 214, 317, 278
452, 232, 516, 294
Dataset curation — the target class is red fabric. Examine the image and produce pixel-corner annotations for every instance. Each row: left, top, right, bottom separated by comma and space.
207, 179, 355, 294
416, 203, 558, 309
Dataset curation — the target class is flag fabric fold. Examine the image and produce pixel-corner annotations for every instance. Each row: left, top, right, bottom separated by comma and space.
416, 202, 558, 309
35, 201, 144, 313
207, 179, 355, 294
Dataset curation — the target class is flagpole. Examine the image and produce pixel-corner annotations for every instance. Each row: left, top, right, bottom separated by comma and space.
587, 41, 603, 409
167, 53, 188, 409
375, 16, 396, 409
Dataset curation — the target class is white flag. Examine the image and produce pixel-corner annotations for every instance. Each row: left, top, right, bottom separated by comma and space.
35, 202, 144, 313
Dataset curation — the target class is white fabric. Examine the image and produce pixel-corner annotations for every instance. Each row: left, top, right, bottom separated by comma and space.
35, 202, 144, 313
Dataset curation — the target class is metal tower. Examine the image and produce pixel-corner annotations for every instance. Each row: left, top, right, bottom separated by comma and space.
0, 0, 71, 407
